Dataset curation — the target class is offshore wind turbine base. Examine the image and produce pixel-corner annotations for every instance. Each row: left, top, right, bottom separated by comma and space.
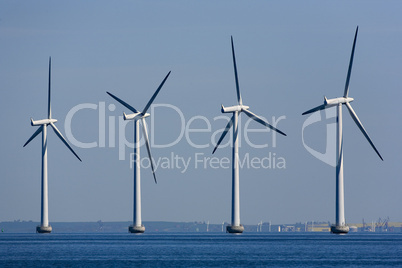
226, 224, 244, 234
129, 225, 145, 234
36, 225, 52, 234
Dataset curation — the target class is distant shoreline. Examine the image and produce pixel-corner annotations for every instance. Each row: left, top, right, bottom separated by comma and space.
1, 220, 401, 233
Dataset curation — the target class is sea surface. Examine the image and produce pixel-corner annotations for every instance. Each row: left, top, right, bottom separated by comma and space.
1, 233, 401, 267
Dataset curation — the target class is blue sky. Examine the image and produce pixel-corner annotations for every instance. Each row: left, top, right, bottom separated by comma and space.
1, 1, 401, 225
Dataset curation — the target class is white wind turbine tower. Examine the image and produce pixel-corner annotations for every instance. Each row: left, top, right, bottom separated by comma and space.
23, 58, 82, 233
107, 71, 171, 233
213, 37, 287, 234
302, 27, 383, 234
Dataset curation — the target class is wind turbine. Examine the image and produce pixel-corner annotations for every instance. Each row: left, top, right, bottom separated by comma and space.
213, 36, 287, 234
107, 71, 171, 233
302, 27, 383, 234
23, 57, 82, 233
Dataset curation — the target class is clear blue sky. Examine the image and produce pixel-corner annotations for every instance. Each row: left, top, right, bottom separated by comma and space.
1, 1, 401, 225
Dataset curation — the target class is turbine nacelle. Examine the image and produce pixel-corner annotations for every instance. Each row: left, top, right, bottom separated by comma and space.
324, 96, 354, 106
24, 57, 81, 163
221, 104, 249, 113
303, 26, 383, 161
107, 71, 171, 184
123, 112, 150, 121
31, 118, 58, 126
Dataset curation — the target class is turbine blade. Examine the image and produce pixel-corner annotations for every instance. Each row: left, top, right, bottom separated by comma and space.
231, 36, 242, 105
212, 114, 234, 154
243, 109, 287, 136
142, 71, 171, 115
48, 57, 52, 119
141, 118, 157, 183
344, 26, 358, 98
302, 104, 327, 115
345, 102, 383, 160
50, 122, 82, 161
23, 125, 43, 147
106, 91, 139, 113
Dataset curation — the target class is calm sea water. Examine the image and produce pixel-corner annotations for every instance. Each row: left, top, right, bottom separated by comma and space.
1, 233, 401, 267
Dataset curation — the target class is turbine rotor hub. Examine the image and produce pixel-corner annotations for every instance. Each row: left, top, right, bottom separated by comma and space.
31, 118, 58, 126
221, 104, 249, 113
324, 97, 354, 105
123, 112, 150, 121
